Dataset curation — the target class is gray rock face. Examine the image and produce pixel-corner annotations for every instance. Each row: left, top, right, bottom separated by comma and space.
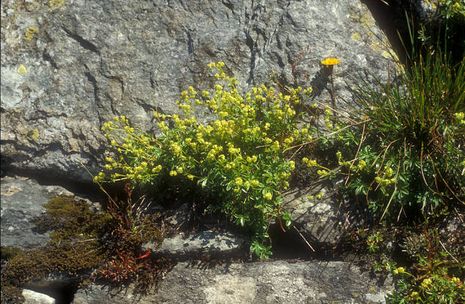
72, 260, 393, 304
144, 230, 247, 260
283, 183, 345, 249
1, 0, 397, 182
0, 176, 74, 249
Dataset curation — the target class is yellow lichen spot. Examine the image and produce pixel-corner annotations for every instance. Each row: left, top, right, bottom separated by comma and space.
381, 50, 394, 59
321, 57, 340, 66
29, 128, 40, 141
351, 32, 362, 42
49, 0, 65, 9
17, 64, 28, 76
24, 26, 39, 41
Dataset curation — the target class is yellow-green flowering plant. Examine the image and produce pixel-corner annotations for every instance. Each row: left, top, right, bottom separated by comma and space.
386, 229, 465, 304
97, 62, 312, 258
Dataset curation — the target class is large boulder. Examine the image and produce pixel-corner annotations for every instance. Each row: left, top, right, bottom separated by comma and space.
1, 0, 397, 183
73, 260, 393, 303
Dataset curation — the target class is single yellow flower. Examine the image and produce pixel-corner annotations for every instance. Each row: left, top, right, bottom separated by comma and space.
321, 57, 340, 66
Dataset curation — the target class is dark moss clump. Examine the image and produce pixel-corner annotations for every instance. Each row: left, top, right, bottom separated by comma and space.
1, 247, 25, 304
1, 196, 108, 303
0, 283, 24, 304
0, 246, 22, 261
3, 242, 103, 286
32, 195, 112, 244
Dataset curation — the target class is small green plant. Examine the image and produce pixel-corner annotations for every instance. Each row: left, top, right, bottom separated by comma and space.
94, 185, 164, 285
436, 0, 465, 19
97, 62, 313, 258
323, 52, 465, 222
387, 229, 465, 304
367, 231, 384, 253
415, 0, 465, 65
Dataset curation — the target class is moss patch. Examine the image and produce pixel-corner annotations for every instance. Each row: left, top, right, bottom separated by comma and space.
1, 194, 165, 303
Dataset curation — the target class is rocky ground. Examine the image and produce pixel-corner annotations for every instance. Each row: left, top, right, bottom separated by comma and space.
3, 1, 457, 304
1, 176, 393, 304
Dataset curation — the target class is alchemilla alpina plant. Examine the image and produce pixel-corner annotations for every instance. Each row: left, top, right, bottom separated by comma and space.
96, 62, 313, 258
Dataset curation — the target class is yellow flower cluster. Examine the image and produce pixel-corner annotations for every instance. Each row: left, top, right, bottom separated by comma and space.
336, 151, 367, 172
98, 62, 314, 258
409, 291, 420, 301
455, 112, 465, 124
451, 277, 461, 284
302, 157, 318, 167
420, 278, 433, 289
393, 267, 406, 275
263, 192, 273, 200
98, 116, 164, 183
375, 166, 396, 187
324, 106, 333, 129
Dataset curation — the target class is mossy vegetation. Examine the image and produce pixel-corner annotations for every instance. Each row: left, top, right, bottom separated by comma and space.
1, 196, 106, 303
1, 194, 166, 303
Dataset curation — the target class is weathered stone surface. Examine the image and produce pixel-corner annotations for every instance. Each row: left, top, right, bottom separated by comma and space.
440, 212, 465, 257
22, 289, 56, 304
145, 230, 247, 260
0, 176, 74, 249
72, 260, 393, 304
1, 0, 397, 183
283, 183, 346, 248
